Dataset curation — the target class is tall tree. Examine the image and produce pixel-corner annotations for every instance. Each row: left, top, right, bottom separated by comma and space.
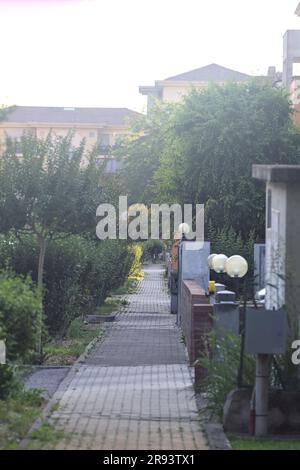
120, 81, 300, 239
0, 132, 107, 353
117, 102, 178, 205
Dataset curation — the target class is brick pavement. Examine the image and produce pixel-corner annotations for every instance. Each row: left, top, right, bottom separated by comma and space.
32, 265, 208, 450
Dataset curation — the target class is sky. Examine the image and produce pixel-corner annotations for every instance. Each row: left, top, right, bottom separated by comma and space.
0, 0, 300, 112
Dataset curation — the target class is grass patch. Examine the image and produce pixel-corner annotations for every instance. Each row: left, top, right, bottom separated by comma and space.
0, 388, 44, 449
95, 297, 127, 315
27, 422, 65, 450
111, 278, 138, 295
229, 434, 300, 450
43, 318, 103, 366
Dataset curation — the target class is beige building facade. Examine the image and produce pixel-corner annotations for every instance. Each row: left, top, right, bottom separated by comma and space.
0, 106, 140, 171
139, 63, 257, 110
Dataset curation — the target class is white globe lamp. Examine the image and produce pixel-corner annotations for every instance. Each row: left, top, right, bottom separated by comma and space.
178, 223, 190, 235
212, 254, 228, 273
207, 254, 218, 269
225, 255, 248, 278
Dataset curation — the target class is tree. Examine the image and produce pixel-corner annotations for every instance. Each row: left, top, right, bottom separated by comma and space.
0, 105, 15, 122
119, 81, 300, 240
0, 132, 106, 353
155, 81, 300, 238
117, 102, 178, 205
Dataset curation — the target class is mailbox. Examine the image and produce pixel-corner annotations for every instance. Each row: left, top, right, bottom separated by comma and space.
245, 307, 287, 355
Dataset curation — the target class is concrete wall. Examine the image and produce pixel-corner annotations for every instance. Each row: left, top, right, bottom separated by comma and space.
283, 30, 300, 87
161, 83, 205, 103
177, 241, 210, 324
289, 78, 300, 127
286, 183, 300, 326
254, 243, 266, 292
265, 182, 287, 310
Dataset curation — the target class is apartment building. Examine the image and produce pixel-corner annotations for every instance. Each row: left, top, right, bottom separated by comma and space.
0, 106, 140, 172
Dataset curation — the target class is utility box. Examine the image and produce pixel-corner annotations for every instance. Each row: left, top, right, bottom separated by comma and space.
213, 290, 239, 337
245, 307, 287, 355
215, 290, 236, 303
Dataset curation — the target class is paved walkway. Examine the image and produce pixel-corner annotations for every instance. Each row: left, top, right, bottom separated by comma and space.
33, 265, 208, 450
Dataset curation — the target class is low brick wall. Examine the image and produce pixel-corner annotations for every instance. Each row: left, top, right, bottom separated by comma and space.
181, 280, 213, 384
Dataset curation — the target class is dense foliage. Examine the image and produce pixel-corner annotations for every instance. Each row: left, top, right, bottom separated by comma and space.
0, 274, 42, 362
141, 240, 164, 262
0, 234, 133, 336
119, 81, 300, 240
198, 331, 255, 419
0, 132, 109, 295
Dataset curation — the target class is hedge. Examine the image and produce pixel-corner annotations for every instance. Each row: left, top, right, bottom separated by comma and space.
0, 234, 133, 336
0, 273, 42, 362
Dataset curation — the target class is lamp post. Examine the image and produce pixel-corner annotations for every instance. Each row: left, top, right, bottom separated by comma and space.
211, 254, 228, 285
178, 222, 190, 241
207, 254, 218, 294
225, 255, 249, 300
208, 253, 249, 387
225, 255, 249, 388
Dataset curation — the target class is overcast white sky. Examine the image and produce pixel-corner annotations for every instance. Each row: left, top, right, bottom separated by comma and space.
0, 0, 299, 112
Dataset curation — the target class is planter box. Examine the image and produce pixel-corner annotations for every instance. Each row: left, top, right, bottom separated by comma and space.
86, 314, 116, 323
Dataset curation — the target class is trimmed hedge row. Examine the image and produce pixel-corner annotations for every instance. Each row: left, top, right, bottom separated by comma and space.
0, 234, 133, 336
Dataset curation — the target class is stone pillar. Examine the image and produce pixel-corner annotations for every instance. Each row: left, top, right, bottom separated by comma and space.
283, 30, 300, 88
252, 165, 300, 333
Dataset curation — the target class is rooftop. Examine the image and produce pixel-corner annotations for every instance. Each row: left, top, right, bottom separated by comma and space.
165, 63, 253, 82
1, 106, 140, 126
252, 164, 300, 183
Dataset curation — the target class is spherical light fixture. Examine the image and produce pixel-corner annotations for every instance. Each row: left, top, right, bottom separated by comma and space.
212, 254, 228, 273
207, 253, 218, 269
225, 255, 248, 278
178, 223, 190, 235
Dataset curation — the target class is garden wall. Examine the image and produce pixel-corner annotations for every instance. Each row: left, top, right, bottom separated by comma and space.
181, 280, 213, 384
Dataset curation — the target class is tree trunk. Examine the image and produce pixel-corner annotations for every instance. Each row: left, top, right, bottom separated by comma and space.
36, 236, 47, 357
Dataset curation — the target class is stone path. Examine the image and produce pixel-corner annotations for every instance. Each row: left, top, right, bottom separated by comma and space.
33, 265, 208, 450
25, 367, 70, 400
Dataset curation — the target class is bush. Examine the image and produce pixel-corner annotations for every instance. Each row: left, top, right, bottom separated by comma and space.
0, 365, 14, 400
0, 274, 42, 362
198, 331, 255, 419
128, 244, 143, 278
0, 234, 133, 336
141, 240, 164, 262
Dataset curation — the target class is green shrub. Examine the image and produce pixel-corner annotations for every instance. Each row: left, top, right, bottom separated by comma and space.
128, 244, 143, 278
0, 274, 42, 362
198, 331, 255, 419
0, 365, 14, 400
0, 234, 133, 336
142, 240, 164, 262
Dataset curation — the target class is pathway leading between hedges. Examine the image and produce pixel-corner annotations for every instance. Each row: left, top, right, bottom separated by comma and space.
33, 265, 208, 450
